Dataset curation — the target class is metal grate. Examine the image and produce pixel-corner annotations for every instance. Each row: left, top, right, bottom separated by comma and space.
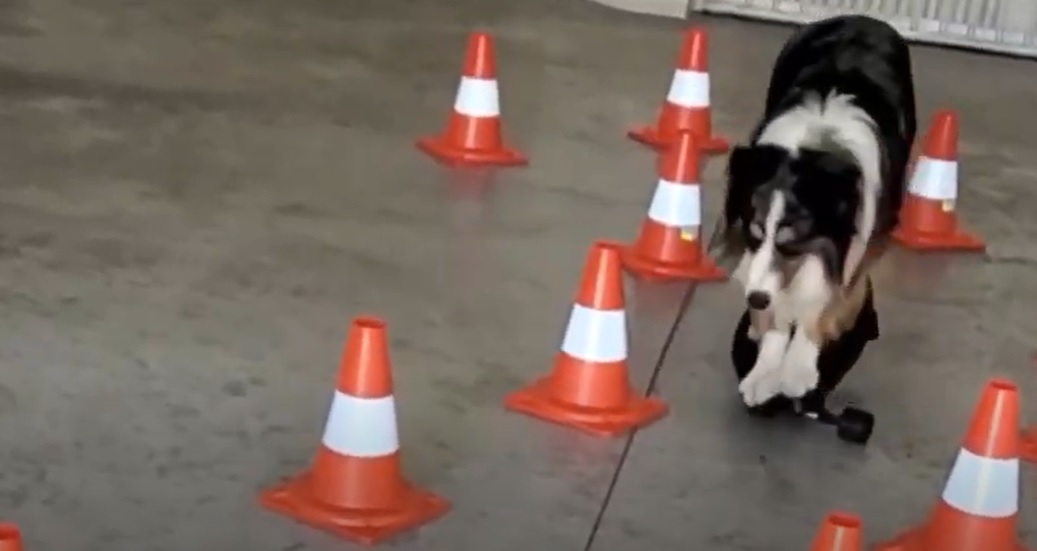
689, 0, 1037, 57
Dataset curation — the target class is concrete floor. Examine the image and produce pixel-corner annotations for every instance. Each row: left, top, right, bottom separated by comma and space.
0, 0, 1035, 550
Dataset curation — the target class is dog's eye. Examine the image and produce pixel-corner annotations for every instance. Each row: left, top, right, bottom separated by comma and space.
748, 222, 764, 239
774, 226, 796, 244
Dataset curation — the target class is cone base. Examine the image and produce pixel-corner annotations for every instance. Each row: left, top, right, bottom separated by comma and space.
891, 225, 986, 252
621, 246, 728, 283
503, 376, 668, 438
1023, 426, 1037, 464
626, 125, 729, 155
258, 471, 450, 545
873, 524, 1031, 551
416, 136, 528, 168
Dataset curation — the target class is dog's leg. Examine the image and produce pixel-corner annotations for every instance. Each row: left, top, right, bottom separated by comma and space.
778, 260, 831, 398
816, 237, 888, 342
739, 322, 790, 406
816, 278, 869, 342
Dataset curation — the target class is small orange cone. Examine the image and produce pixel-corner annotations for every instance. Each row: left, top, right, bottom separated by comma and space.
258, 317, 449, 545
1023, 425, 1037, 464
874, 379, 1030, 551
0, 523, 22, 551
622, 130, 726, 282
891, 110, 984, 252
504, 241, 668, 437
416, 32, 527, 167
628, 27, 728, 154
810, 512, 863, 551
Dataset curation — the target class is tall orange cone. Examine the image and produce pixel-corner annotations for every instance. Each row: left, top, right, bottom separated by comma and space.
1023, 425, 1037, 464
0, 523, 22, 551
628, 27, 728, 154
258, 317, 449, 545
504, 241, 668, 437
874, 379, 1029, 551
416, 32, 527, 167
810, 512, 863, 551
622, 130, 726, 282
891, 110, 984, 251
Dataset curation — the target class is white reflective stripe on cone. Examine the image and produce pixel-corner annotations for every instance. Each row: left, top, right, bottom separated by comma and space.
648, 179, 701, 228
908, 157, 958, 200
940, 448, 1019, 518
666, 69, 710, 108
560, 304, 627, 363
321, 391, 400, 458
453, 77, 500, 117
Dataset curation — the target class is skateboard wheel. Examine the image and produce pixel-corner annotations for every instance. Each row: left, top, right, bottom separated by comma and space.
836, 406, 874, 444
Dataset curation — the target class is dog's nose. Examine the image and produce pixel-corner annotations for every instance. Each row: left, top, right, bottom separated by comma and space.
747, 291, 771, 311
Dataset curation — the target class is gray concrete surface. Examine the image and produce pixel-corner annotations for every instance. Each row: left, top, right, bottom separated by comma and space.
0, 1, 1035, 550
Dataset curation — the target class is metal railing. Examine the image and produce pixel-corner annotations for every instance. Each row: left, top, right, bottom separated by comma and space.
689, 0, 1037, 57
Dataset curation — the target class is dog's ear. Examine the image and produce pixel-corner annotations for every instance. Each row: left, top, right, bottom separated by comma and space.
713, 144, 789, 261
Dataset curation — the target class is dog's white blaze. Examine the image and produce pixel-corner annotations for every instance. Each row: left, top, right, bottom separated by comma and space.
742, 191, 785, 300
757, 90, 881, 285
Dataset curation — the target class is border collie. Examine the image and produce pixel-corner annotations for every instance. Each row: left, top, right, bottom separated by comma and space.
714, 15, 916, 407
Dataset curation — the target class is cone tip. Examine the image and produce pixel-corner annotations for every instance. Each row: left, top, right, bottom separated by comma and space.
463, 31, 497, 79
987, 378, 1016, 393
680, 27, 710, 71
592, 240, 624, 255
961, 378, 1020, 458
577, 241, 625, 311
339, 315, 394, 398
352, 316, 387, 332
922, 109, 958, 160
825, 511, 861, 529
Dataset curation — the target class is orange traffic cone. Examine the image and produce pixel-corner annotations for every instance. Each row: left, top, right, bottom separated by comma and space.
258, 317, 449, 545
628, 27, 728, 154
416, 32, 527, 167
891, 110, 984, 252
874, 379, 1029, 551
622, 130, 726, 282
504, 241, 668, 437
1023, 425, 1037, 464
810, 512, 863, 551
0, 523, 22, 551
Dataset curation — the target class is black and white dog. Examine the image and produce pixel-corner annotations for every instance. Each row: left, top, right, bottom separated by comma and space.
715, 15, 916, 407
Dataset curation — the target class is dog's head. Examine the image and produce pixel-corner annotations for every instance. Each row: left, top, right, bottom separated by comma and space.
716, 143, 862, 311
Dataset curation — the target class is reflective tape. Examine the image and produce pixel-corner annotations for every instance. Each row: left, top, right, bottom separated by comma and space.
560, 304, 627, 362
908, 157, 958, 200
453, 76, 500, 117
321, 391, 400, 457
941, 448, 1019, 518
648, 179, 701, 228
666, 69, 710, 108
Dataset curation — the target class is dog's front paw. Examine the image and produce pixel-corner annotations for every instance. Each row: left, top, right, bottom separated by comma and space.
739, 331, 788, 406
739, 365, 783, 406
779, 337, 820, 398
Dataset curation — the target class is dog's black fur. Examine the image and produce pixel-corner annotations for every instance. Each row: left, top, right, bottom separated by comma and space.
721, 16, 914, 410
718, 14, 916, 287
731, 279, 879, 415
